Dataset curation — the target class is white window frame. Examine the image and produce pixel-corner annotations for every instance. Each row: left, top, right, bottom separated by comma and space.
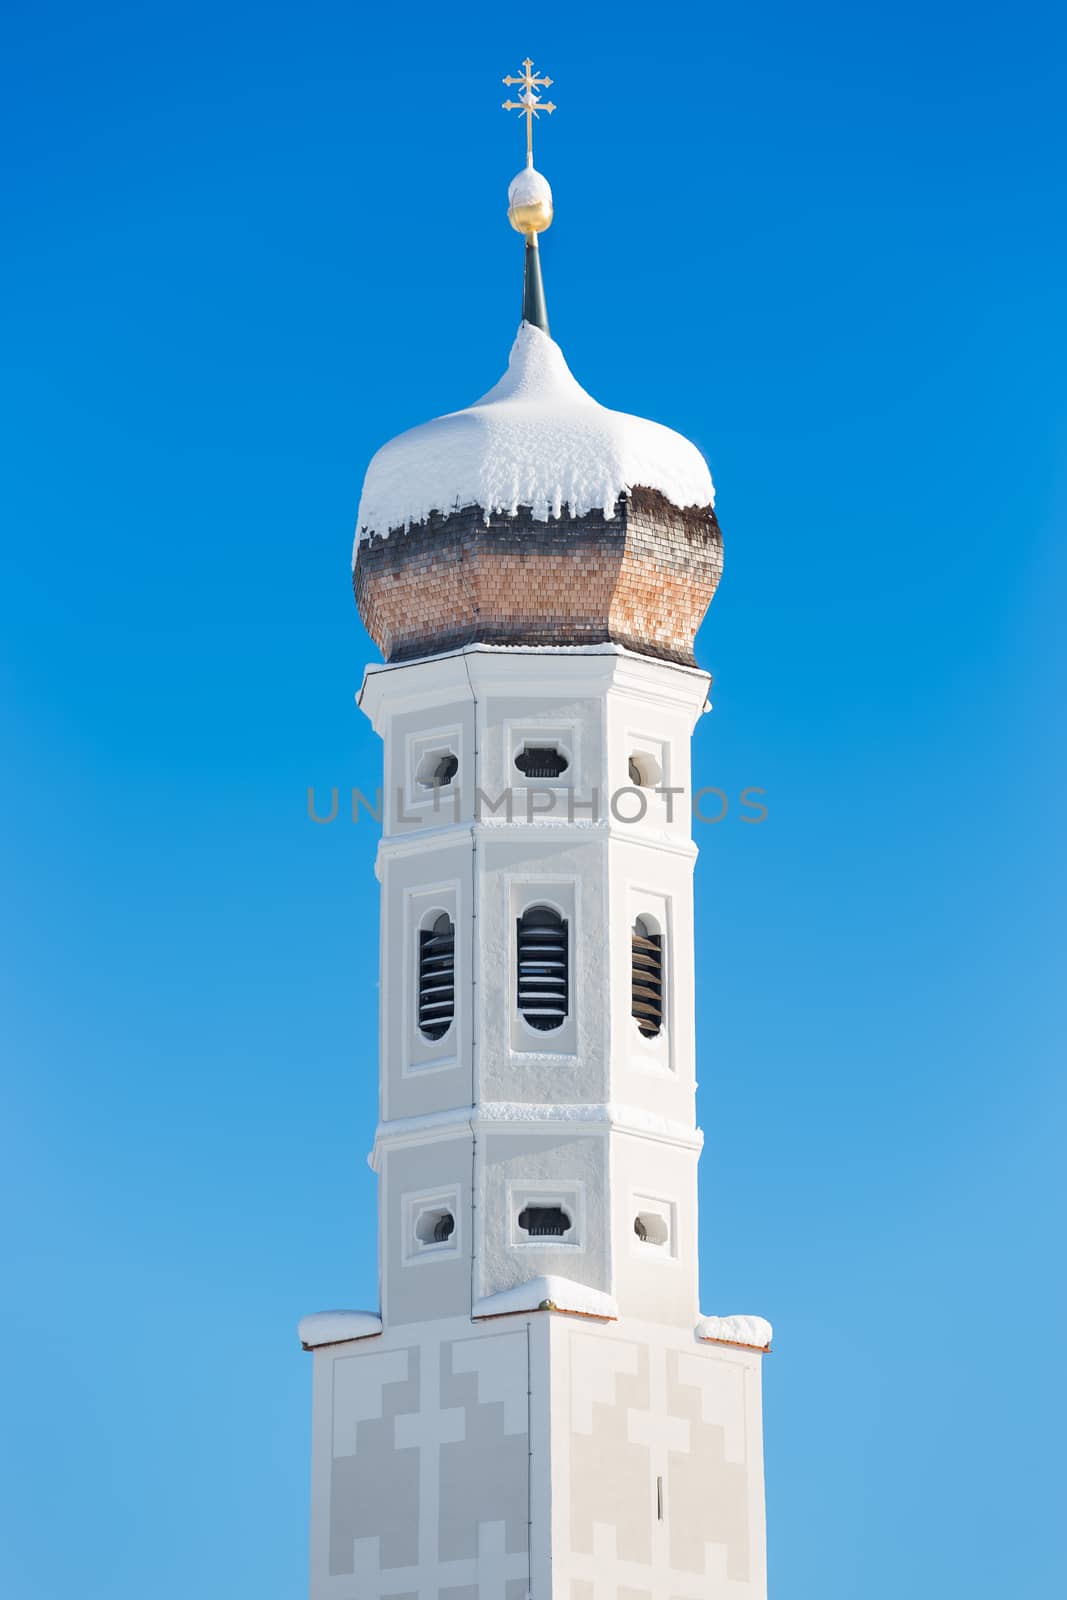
403, 1185, 462, 1266
509, 880, 578, 1056
630, 1193, 679, 1262
404, 723, 463, 814
504, 717, 580, 801
403, 880, 461, 1077
626, 885, 673, 1074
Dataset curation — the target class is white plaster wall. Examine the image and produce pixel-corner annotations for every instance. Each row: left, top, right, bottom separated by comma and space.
478, 1128, 610, 1302
362, 648, 709, 1121
362, 655, 477, 843
603, 654, 707, 848
475, 685, 601, 819
359, 647, 719, 1335
607, 832, 699, 1128
378, 839, 474, 1122
308, 1307, 764, 1600
478, 833, 608, 1105
611, 1131, 700, 1326
356, 649, 716, 1337
382, 1138, 473, 1326
309, 1311, 551, 1600
548, 1313, 767, 1600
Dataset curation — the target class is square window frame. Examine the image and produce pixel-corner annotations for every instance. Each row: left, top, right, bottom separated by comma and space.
402, 1184, 463, 1266
629, 1192, 679, 1263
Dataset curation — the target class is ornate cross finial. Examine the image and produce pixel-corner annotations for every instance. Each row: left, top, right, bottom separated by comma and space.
502, 58, 556, 166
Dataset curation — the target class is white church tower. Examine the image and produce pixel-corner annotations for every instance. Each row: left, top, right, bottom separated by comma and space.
301, 61, 772, 1600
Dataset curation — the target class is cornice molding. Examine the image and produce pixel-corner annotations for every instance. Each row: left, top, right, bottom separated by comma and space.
368, 1100, 703, 1171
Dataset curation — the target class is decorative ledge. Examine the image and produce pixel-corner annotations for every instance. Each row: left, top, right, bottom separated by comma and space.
473, 1276, 617, 1322
696, 1314, 773, 1352
368, 1100, 703, 1171
298, 1310, 383, 1350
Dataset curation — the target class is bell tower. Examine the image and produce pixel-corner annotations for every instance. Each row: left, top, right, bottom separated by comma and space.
301, 61, 772, 1600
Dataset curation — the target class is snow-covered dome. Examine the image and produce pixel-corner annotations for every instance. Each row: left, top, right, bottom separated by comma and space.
352, 321, 723, 668
354, 324, 715, 548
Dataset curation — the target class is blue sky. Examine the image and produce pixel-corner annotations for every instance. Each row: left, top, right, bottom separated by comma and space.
2, 1, 1065, 1595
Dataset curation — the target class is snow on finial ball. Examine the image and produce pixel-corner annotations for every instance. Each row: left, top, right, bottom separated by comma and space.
507, 166, 553, 235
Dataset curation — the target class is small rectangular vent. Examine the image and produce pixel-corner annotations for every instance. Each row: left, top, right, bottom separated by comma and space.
515, 744, 569, 780
518, 1204, 572, 1238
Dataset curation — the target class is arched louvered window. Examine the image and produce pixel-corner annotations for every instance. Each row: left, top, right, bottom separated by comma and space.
515, 744, 569, 779
418, 912, 455, 1040
517, 905, 569, 1032
631, 916, 664, 1038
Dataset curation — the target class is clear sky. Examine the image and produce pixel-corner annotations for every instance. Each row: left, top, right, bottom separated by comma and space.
2, 1, 1065, 1595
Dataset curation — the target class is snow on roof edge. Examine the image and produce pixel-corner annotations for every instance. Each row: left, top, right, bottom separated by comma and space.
696, 1313, 773, 1351
299, 1310, 383, 1349
473, 1276, 617, 1321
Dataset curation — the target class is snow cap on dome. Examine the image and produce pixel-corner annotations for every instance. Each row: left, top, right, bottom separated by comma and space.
354, 324, 715, 553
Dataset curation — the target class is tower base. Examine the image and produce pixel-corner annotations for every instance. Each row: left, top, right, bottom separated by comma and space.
308, 1307, 767, 1599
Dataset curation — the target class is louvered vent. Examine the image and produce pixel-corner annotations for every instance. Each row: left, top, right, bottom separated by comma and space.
418, 912, 455, 1041
518, 1205, 572, 1238
517, 905, 569, 1032
515, 744, 569, 779
632, 916, 664, 1038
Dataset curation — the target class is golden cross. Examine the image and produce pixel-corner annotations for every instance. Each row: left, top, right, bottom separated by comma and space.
502, 58, 556, 165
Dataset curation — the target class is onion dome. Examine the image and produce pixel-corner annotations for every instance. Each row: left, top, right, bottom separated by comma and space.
352, 80, 723, 668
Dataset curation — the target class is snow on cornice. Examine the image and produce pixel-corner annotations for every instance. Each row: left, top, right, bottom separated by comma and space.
298, 1310, 382, 1349
696, 1314, 773, 1351
473, 1276, 617, 1321
353, 324, 715, 552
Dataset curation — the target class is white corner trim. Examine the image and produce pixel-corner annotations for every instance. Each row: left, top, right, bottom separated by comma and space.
696, 1313, 773, 1351
298, 1310, 383, 1349
472, 1275, 617, 1321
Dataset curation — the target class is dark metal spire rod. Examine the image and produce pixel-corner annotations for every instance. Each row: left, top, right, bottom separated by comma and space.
522, 238, 550, 335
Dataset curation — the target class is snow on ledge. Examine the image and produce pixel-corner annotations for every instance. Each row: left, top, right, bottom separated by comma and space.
299, 1310, 383, 1349
354, 323, 715, 552
696, 1314, 773, 1351
473, 1276, 617, 1322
